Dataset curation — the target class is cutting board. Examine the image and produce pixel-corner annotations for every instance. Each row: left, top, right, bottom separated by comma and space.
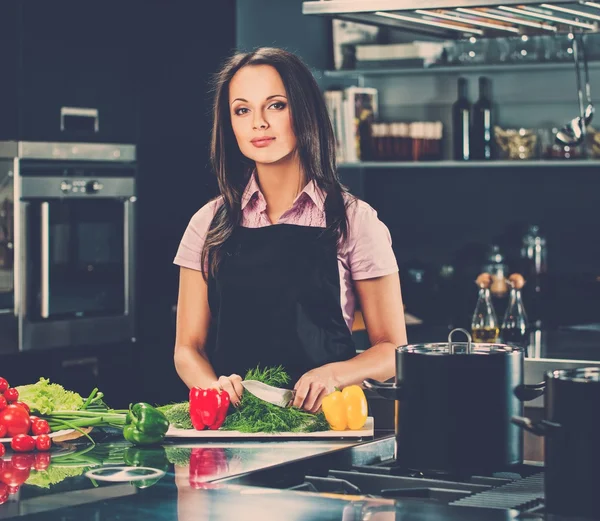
165, 417, 374, 439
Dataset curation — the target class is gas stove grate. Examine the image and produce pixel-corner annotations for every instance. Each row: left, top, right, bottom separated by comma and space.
449, 472, 544, 511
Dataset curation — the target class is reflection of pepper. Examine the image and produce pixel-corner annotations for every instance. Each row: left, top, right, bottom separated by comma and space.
124, 446, 170, 489
189, 448, 228, 488
322, 385, 368, 431
189, 388, 230, 431
123, 403, 169, 445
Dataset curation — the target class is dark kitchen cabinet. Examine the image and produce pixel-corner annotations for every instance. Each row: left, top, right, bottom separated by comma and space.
1, 343, 136, 410
0, 0, 137, 143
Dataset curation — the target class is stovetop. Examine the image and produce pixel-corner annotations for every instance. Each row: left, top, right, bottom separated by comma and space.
288, 458, 545, 514
220, 437, 547, 516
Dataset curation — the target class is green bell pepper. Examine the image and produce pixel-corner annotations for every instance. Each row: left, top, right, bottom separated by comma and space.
124, 446, 170, 488
123, 403, 169, 446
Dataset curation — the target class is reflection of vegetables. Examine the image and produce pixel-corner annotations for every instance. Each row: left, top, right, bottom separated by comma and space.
189, 448, 228, 488
26, 466, 87, 488
157, 402, 193, 429
322, 385, 368, 431
222, 366, 329, 433
124, 446, 169, 488
165, 447, 192, 467
189, 388, 230, 431
123, 403, 169, 445
15, 378, 85, 414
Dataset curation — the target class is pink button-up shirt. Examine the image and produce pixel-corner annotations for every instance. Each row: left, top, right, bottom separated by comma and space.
174, 174, 398, 331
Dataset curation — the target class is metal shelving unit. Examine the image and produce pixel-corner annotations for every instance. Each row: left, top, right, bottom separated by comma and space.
303, 1, 600, 39
324, 60, 600, 77
338, 159, 600, 167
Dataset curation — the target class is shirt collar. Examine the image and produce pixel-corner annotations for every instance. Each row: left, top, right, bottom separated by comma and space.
240, 172, 326, 212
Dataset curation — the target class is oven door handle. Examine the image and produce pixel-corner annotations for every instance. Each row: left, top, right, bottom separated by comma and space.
15, 201, 29, 320
124, 196, 136, 317
40, 201, 50, 319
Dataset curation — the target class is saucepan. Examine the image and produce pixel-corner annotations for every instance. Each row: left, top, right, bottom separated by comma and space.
364, 328, 545, 474
512, 367, 600, 518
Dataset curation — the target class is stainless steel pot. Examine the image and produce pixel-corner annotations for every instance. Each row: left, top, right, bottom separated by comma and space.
364, 328, 545, 474
513, 367, 600, 518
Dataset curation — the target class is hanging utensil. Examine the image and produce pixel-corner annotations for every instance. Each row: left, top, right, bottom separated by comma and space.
557, 33, 589, 146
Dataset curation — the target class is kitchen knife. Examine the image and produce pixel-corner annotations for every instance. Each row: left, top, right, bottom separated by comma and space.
241, 380, 295, 408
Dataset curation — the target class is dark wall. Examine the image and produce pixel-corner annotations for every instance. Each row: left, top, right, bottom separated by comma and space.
135, 2, 236, 404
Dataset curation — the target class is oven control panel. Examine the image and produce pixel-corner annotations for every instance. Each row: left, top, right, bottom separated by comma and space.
60, 179, 104, 194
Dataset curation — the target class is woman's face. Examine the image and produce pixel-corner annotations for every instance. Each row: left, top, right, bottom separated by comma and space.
229, 64, 297, 166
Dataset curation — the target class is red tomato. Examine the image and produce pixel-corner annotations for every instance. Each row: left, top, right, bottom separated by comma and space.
6, 485, 19, 494
0, 461, 30, 487
0, 443, 5, 457
13, 402, 29, 414
10, 453, 35, 470
35, 434, 51, 452
10, 434, 35, 453
31, 419, 50, 436
3, 388, 18, 403
0, 378, 8, 393
34, 452, 51, 471
0, 482, 8, 505
0, 395, 7, 411
0, 424, 6, 438
0, 405, 31, 437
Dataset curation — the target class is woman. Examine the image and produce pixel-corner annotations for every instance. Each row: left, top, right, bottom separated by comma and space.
174, 47, 406, 413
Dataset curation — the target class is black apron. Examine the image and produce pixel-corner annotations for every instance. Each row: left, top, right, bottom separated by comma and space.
207, 223, 356, 385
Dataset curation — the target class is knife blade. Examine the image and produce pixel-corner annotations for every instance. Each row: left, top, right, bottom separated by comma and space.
241, 380, 295, 408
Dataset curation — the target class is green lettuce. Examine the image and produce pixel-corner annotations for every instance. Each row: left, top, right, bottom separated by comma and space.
26, 466, 87, 488
15, 378, 84, 414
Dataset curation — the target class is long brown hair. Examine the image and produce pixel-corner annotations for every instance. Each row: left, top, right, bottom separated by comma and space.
202, 47, 350, 279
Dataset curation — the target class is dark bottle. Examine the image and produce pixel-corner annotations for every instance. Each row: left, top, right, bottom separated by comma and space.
452, 77, 471, 161
472, 76, 494, 160
501, 280, 529, 349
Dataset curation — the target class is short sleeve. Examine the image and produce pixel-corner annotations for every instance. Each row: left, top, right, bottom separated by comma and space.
173, 198, 223, 272
346, 200, 398, 281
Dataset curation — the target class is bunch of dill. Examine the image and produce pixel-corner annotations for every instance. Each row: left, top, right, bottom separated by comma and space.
221, 365, 330, 433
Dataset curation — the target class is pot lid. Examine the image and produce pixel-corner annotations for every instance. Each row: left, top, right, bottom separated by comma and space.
549, 367, 600, 383
398, 328, 523, 355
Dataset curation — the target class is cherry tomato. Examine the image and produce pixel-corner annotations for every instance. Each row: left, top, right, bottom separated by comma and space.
35, 434, 51, 452
0, 461, 30, 487
0, 395, 7, 411
3, 388, 18, 403
0, 424, 7, 438
10, 453, 35, 470
0, 378, 8, 393
10, 434, 35, 453
0, 443, 5, 457
0, 405, 31, 437
13, 402, 29, 414
34, 452, 51, 471
0, 482, 8, 505
31, 419, 50, 436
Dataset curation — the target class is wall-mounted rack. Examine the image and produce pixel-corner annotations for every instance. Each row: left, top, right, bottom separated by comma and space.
302, 1, 600, 39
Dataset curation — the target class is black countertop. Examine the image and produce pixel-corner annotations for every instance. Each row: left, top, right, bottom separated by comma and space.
0, 429, 590, 521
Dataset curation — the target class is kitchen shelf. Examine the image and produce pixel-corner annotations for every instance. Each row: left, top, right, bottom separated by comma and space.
303, 1, 600, 39
325, 60, 600, 78
338, 159, 600, 168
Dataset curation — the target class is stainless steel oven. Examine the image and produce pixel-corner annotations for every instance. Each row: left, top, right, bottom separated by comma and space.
0, 141, 136, 351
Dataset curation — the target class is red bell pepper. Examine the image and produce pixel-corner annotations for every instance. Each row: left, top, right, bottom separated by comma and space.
188, 448, 228, 488
189, 387, 230, 431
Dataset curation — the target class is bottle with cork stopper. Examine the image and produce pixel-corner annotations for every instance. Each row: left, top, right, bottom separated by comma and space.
501, 273, 529, 349
471, 272, 500, 343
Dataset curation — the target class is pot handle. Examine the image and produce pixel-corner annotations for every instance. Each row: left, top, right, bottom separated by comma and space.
363, 379, 402, 400
514, 381, 546, 401
511, 416, 561, 436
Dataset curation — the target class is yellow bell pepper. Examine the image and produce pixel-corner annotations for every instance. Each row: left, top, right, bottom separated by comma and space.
322, 385, 368, 431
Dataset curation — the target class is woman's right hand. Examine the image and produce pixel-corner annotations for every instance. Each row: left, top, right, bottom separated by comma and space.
212, 374, 244, 407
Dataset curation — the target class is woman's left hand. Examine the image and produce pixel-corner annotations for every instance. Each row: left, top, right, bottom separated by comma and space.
293, 365, 340, 413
